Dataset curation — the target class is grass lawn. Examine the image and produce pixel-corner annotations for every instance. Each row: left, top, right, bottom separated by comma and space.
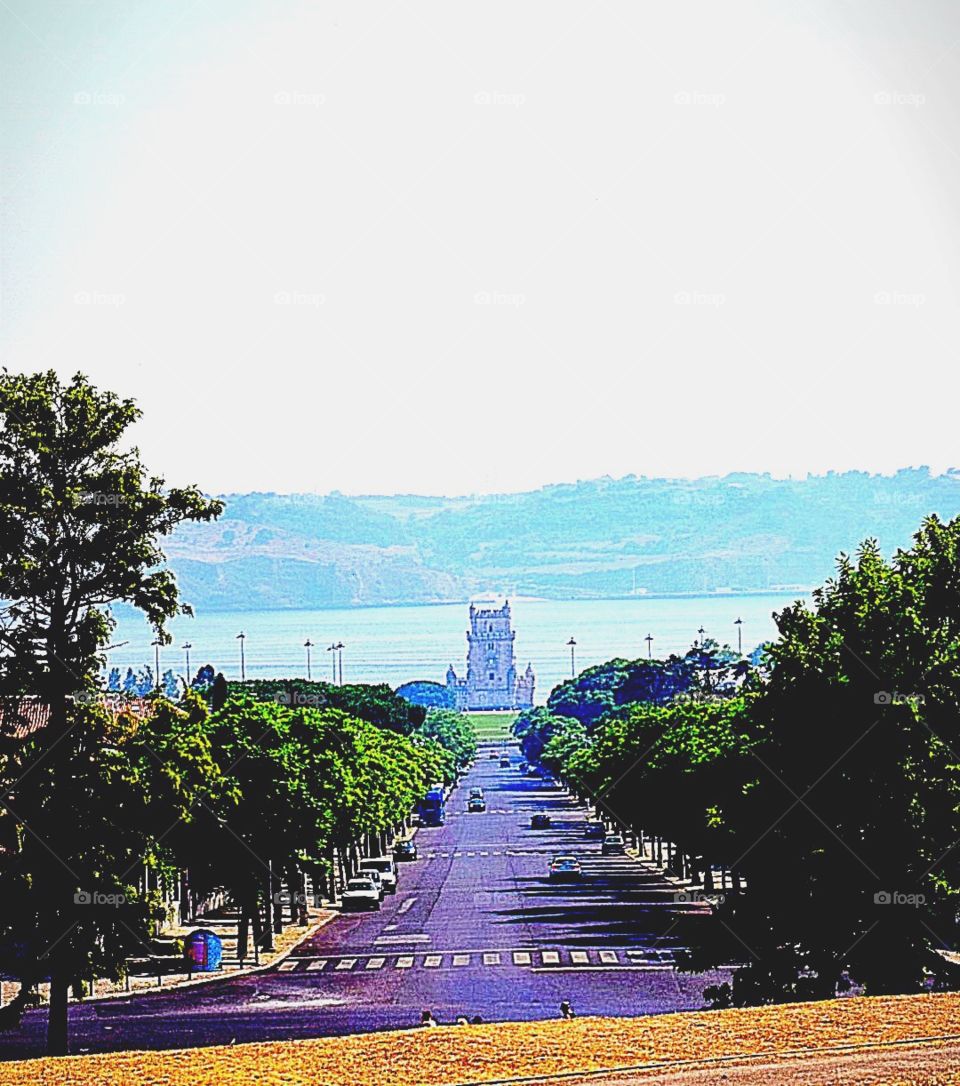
464, 711, 517, 742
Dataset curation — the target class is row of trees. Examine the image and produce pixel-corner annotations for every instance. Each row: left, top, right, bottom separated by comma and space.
0, 372, 474, 1053
518, 515, 960, 1006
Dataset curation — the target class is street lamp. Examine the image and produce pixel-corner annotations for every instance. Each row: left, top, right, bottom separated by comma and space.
336, 641, 344, 686
327, 642, 337, 683
697, 626, 706, 647
645, 633, 653, 659
304, 639, 314, 680
151, 637, 162, 688
734, 617, 743, 656
236, 631, 246, 682
567, 637, 577, 677
182, 642, 192, 683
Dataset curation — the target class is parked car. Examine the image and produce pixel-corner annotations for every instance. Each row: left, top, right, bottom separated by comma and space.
531, 813, 551, 829
541, 775, 557, 787
499, 755, 511, 768
602, 834, 626, 855
341, 876, 381, 911
359, 856, 398, 894
548, 856, 582, 881
393, 839, 418, 862
469, 787, 484, 799
584, 821, 606, 840
489, 751, 498, 759
468, 796, 486, 812
519, 761, 528, 773
356, 868, 384, 899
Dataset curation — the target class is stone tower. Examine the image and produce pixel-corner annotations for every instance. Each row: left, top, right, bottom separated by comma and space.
446, 599, 535, 710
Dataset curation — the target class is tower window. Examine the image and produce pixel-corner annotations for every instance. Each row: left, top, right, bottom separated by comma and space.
489, 672, 495, 680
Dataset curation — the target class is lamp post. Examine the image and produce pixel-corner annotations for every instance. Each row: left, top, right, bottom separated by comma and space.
734, 617, 743, 656
236, 631, 246, 682
327, 642, 337, 683
304, 639, 314, 680
645, 633, 653, 659
335, 641, 344, 686
567, 637, 577, 678
182, 642, 192, 683
151, 637, 162, 688
698, 626, 706, 647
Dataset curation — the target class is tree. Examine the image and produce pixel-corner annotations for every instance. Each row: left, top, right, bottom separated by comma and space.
0, 370, 222, 1053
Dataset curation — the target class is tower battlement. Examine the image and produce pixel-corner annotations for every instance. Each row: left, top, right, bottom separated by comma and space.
446, 599, 535, 711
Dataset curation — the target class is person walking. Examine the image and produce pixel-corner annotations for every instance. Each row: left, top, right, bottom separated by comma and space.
420, 1009, 439, 1027
560, 1000, 575, 1019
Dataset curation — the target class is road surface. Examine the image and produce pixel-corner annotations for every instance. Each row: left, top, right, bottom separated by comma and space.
0, 746, 731, 1058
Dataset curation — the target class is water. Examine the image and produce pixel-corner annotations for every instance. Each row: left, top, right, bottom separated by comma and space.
107, 593, 806, 703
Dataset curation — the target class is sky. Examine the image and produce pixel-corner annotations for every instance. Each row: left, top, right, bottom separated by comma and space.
2, 1, 960, 496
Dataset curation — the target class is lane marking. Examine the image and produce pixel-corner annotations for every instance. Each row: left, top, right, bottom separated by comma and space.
306, 960, 326, 971
453, 954, 470, 966
396, 956, 414, 968
365, 957, 385, 970
424, 954, 442, 967
570, 951, 589, 964
483, 952, 501, 966
335, 958, 356, 970
398, 897, 416, 914
277, 960, 298, 971
599, 950, 619, 964
374, 934, 430, 944
513, 951, 531, 965
542, 951, 560, 964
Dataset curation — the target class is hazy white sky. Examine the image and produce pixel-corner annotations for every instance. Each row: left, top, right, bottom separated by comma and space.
2, 1, 959, 495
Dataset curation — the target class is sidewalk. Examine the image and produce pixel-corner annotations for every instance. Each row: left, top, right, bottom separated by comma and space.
0, 902, 339, 1008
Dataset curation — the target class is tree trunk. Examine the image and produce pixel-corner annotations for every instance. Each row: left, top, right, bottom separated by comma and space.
47, 973, 69, 1056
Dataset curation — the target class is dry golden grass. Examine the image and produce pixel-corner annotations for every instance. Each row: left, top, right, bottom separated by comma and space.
2, 992, 960, 1086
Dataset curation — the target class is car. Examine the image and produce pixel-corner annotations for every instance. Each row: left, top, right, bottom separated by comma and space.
584, 821, 606, 840
469, 787, 484, 799
468, 797, 486, 812
499, 756, 511, 768
355, 868, 384, 899
359, 856, 398, 894
526, 765, 541, 777
341, 876, 381, 911
519, 761, 528, 773
489, 751, 498, 759
541, 775, 557, 787
602, 834, 626, 855
548, 855, 582, 881
393, 839, 418, 862
530, 813, 551, 829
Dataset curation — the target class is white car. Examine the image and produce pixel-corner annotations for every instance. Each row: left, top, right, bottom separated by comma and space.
341, 876, 381, 912
359, 856, 398, 894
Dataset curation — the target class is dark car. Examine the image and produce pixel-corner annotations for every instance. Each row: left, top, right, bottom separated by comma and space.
531, 813, 551, 829
541, 775, 558, 788
519, 761, 529, 773
393, 839, 418, 862
602, 834, 626, 855
584, 821, 606, 840
468, 797, 486, 812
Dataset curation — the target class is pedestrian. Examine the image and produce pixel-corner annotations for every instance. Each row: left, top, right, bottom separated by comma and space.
455, 1015, 469, 1026
560, 1000, 575, 1019
470, 1015, 483, 1025
420, 1009, 438, 1027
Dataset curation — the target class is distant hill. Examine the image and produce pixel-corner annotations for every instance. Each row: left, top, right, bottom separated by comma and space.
162, 470, 960, 611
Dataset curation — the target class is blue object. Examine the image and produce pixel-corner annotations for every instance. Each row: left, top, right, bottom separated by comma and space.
185, 928, 223, 972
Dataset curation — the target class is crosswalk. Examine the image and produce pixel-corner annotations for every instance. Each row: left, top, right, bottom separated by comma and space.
277, 946, 678, 975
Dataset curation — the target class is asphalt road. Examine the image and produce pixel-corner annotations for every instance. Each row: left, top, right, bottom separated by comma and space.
0, 746, 732, 1059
